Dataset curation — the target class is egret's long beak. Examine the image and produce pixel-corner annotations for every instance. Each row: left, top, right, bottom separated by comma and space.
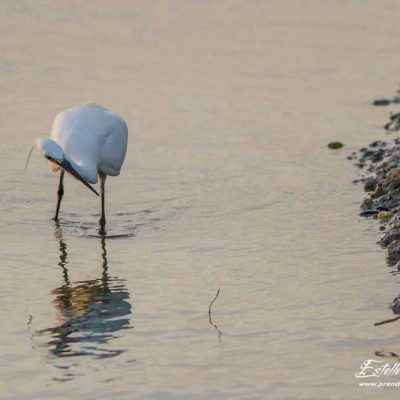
52, 158, 99, 196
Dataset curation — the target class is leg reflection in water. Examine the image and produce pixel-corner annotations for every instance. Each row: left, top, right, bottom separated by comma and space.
36, 224, 132, 359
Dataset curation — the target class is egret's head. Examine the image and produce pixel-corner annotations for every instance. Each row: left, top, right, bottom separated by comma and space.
27, 138, 99, 196
35, 138, 64, 162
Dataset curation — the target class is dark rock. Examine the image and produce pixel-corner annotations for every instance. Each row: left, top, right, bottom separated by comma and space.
380, 229, 400, 248
371, 152, 384, 163
387, 181, 400, 194
390, 296, 400, 314
362, 149, 375, 158
369, 141, 381, 148
373, 99, 391, 106
360, 210, 380, 217
386, 220, 400, 230
328, 141, 344, 150
364, 177, 377, 192
361, 198, 374, 210
376, 206, 390, 211
386, 240, 400, 265
371, 185, 387, 199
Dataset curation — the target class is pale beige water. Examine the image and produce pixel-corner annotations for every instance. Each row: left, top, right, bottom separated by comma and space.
1, 1, 400, 399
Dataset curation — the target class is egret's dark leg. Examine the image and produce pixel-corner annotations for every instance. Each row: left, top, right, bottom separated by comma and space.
99, 173, 107, 233
54, 170, 65, 221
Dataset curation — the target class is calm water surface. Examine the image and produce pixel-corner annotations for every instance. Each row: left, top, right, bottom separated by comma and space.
1, 1, 400, 399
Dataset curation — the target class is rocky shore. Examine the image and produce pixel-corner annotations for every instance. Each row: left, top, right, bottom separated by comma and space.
350, 106, 400, 325
353, 112, 400, 265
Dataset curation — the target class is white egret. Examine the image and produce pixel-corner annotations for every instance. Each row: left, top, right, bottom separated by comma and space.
31, 104, 128, 232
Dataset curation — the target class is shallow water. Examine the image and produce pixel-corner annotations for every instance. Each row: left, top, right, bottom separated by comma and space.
1, 1, 400, 399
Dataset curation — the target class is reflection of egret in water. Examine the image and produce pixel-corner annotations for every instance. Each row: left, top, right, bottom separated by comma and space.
37, 224, 132, 359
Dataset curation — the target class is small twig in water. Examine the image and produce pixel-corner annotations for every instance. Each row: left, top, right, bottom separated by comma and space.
375, 350, 399, 358
208, 288, 222, 343
209, 288, 220, 316
374, 315, 400, 326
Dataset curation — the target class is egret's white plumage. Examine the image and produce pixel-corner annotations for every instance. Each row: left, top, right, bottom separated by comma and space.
33, 103, 128, 229
51, 104, 128, 183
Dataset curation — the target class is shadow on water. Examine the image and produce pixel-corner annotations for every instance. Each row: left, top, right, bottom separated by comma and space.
35, 223, 132, 362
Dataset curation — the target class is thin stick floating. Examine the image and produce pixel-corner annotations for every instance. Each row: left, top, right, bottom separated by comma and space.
374, 315, 400, 326
209, 287, 221, 316
208, 288, 222, 343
